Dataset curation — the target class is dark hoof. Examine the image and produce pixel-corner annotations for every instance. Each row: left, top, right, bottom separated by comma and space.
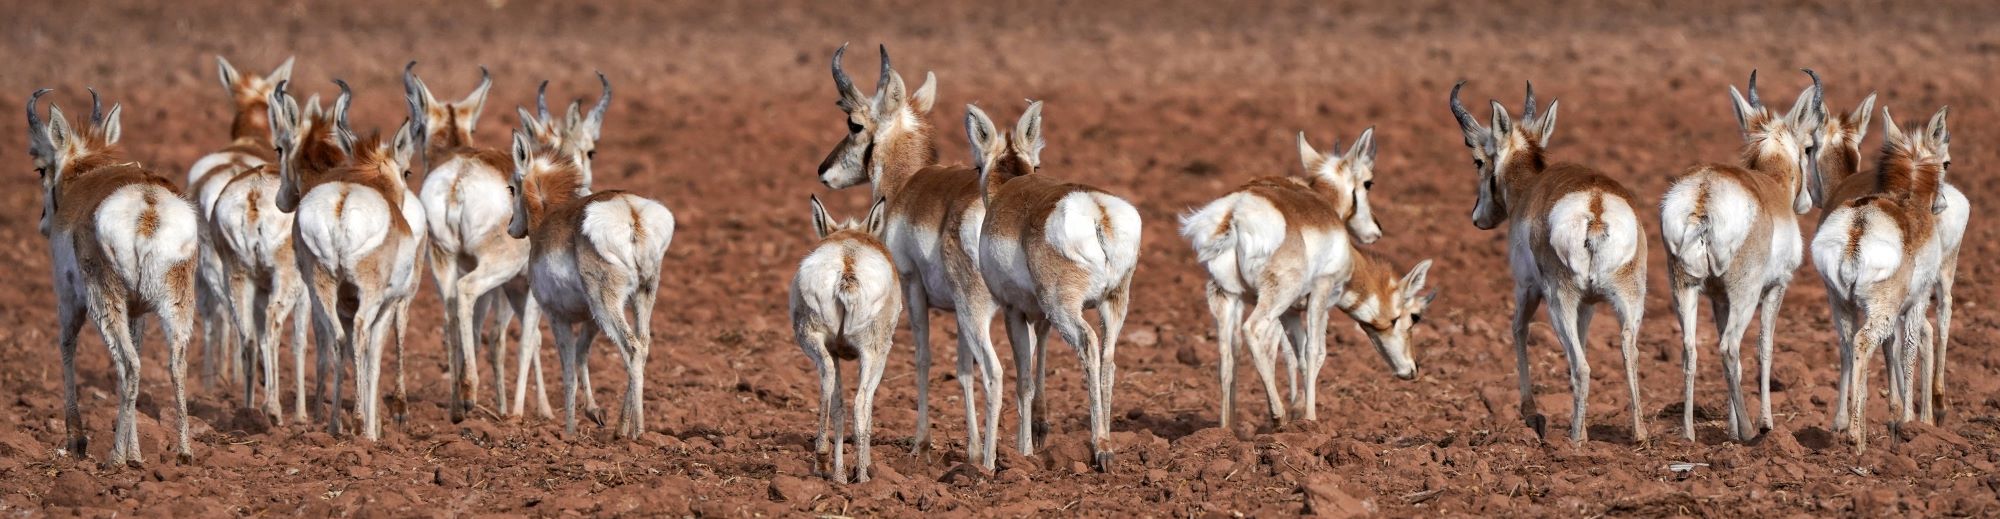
1093, 451, 1114, 472
585, 409, 606, 427
1526, 414, 1548, 439
176, 452, 194, 465
1032, 420, 1051, 441
66, 436, 88, 457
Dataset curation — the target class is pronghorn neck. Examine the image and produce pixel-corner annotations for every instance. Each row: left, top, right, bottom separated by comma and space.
1336, 247, 1393, 322
1299, 175, 1356, 222
1820, 138, 1862, 188
1874, 141, 1943, 203
426, 108, 476, 157
229, 99, 273, 145
869, 113, 939, 202
294, 113, 348, 185
522, 158, 588, 231
1743, 136, 1806, 195
978, 149, 1034, 203
1493, 140, 1549, 222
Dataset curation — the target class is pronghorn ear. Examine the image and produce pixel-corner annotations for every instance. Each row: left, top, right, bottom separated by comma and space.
1532, 100, 1558, 147
1728, 85, 1756, 135
1850, 92, 1877, 141
100, 103, 122, 145
875, 70, 909, 118
43, 103, 75, 156
216, 56, 243, 94
863, 196, 889, 237
1400, 259, 1434, 300
1880, 107, 1905, 147
1786, 82, 1820, 130
458, 66, 493, 130
517, 107, 545, 141
1927, 106, 1950, 146
1346, 126, 1378, 169
392, 119, 419, 170
1297, 132, 1326, 174
303, 94, 322, 123
1488, 100, 1513, 138
267, 56, 296, 86
510, 130, 533, 180
911, 72, 938, 115
808, 194, 834, 239
965, 104, 1000, 172
564, 99, 585, 137
1012, 100, 1045, 168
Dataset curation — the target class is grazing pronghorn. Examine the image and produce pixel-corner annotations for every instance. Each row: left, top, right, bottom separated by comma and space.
815, 45, 1011, 467
403, 62, 519, 422
506, 124, 673, 439
1816, 96, 1967, 428
190, 56, 293, 389
274, 80, 429, 440
1450, 82, 1650, 443
1657, 70, 1824, 442
27, 89, 199, 466
792, 195, 899, 483
1811, 106, 1951, 451
1181, 130, 1434, 432
964, 102, 1141, 470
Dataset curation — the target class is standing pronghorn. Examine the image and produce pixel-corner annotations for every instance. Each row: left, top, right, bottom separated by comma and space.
1180, 130, 1433, 432
274, 80, 429, 440
1450, 82, 1650, 443
211, 125, 316, 423
815, 45, 1011, 467
190, 56, 293, 389
792, 195, 899, 483
1811, 107, 1951, 451
964, 102, 1141, 470
27, 89, 199, 466
1816, 96, 1967, 428
1658, 70, 1824, 442
505, 124, 674, 439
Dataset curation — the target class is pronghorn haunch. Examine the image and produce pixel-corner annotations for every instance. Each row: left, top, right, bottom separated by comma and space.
506, 124, 673, 439
1658, 70, 1824, 442
1181, 130, 1434, 433
793, 195, 898, 483
275, 80, 429, 440
964, 102, 1141, 470
1811, 107, 1951, 451
28, 89, 199, 466
816, 45, 1010, 467
1817, 96, 1966, 428
190, 56, 293, 390
1451, 82, 1650, 443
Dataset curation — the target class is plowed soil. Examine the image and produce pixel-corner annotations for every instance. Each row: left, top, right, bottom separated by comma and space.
2, 0, 1998, 516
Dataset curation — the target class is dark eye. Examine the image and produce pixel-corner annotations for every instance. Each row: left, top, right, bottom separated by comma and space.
1473, 158, 1485, 169
403, 170, 412, 180
36, 167, 46, 179
848, 121, 864, 134
1411, 314, 1423, 325
587, 149, 597, 160
1944, 161, 1952, 170
507, 185, 516, 196
1363, 180, 1375, 190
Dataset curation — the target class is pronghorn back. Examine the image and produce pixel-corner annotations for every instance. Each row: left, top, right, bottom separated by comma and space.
1523, 163, 1645, 285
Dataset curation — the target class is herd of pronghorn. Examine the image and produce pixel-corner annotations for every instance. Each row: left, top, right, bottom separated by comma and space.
23, 45, 1965, 483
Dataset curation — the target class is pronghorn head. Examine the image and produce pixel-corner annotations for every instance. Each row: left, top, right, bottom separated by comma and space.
331, 80, 420, 194
817, 44, 939, 189
964, 101, 1045, 198
1728, 69, 1826, 214
518, 74, 612, 189
1815, 90, 1877, 207
1348, 257, 1436, 380
1877, 106, 1952, 214
1451, 81, 1558, 230
1296, 129, 1382, 243
215, 56, 294, 142
807, 194, 889, 241
506, 128, 588, 239
401, 61, 492, 159
25, 88, 124, 237
267, 81, 335, 213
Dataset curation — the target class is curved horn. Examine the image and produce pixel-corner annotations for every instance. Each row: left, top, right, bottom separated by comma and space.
1802, 68, 1824, 119
87, 87, 104, 125
1746, 69, 1760, 108
590, 71, 612, 123
536, 80, 552, 122
333, 78, 354, 131
831, 43, 856, 95
1450, 81, 1481, 131
26, 88, 52, 132
878, 44, 894, 89
1522, 81, 1536, 121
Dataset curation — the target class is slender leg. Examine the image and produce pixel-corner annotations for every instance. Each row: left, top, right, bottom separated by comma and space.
802, 330, 835, 479
511, 289, 552, 418
1908, 308, 1936, 424
1300, 284, 1332, 422
1206, 285, 1243, 432
551, 321, 581, 435
480, 293, 514, 415
952, 296, 1001, 469
1717, 284, 1760, 442
1931, 267, 1954, 423
1095, 277, 1131, 436
1511, 288, 1547, 438
1279, 312, 1307, 415
1543, 290, 1591, 444
1829, 297, 1857, 433
1048, 298, 1112, 471
830, 355, 849, 484
1243, 299, 1292, 428
291, 291, 311, 424
854, 329, 890, 483
1849, 308, 1895, 452
1671, 279, 1702, 441
1005, 310, 1037, 454
903, 282, 932, 455
1754, 285, 1785, 434
159, 283, 197, 461
57, 299, 88, 456
88, 292, 139, 466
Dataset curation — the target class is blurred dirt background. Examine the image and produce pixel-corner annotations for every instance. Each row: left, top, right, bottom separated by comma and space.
1, 0, 1998, 515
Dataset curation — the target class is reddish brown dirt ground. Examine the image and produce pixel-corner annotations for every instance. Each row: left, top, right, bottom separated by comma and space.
3, 0, 1999, 516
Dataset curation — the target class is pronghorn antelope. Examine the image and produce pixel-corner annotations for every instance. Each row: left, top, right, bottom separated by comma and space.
965, 102, 1141, 470
28, 89, 199, 466
1657, 70, 1824, 442
274, 80, 429, 440
190, 56, 293, 389
792, 195, 899, 483
815, 45, 1011, 467
506, 125, 674, 439
1817, 96, 1967, 428
1450, 82, 1650, 443
1181, 130, 1434, 433
1812, 107, 1952, 451
211, 127, 316, 423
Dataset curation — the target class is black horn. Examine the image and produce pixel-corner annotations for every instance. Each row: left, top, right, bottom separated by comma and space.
591, 71, 612, 123
1522, 81, 1537, 121
1450, 81, 1485, 146
26, 88, 52, 132
831, 43, 856, 95
878, 44, 894, 88
1802, 68, 1824, 119
1746, 69, 1760, 108
87, 87, 103, 125
536, 80, 552, 123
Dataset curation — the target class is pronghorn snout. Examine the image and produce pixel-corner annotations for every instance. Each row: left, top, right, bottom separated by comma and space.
1352, 220, 1383, 244
1396, 368, 1418, 381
